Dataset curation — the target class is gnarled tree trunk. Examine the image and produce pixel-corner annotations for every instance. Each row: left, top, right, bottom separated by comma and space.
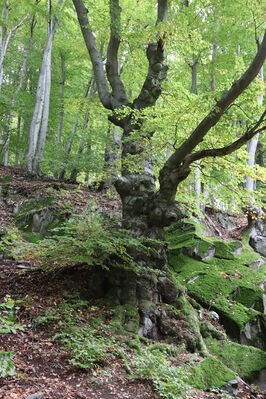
72, 0, 266, 344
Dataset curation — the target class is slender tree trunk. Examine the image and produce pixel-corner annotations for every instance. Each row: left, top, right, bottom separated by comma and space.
0, 3, 29, 91
245, 60, 263, 193
4, 17, 34, 166
15, 115, 21, 165
33, 44, 52, 174
69, 101, 92, 183
189, 57, 201, 212
53, 53, 66, 177
59, 78, 92, 179
56, 53, 65, 145
26, 0, 62, 174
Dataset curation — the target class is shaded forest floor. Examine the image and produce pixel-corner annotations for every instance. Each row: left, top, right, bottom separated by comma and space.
1, 259, 264, 399
0, 166, 265, 399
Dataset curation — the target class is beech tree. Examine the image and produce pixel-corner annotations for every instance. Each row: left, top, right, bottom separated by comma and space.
71, 0, 266, 337
72, 0, 265, 233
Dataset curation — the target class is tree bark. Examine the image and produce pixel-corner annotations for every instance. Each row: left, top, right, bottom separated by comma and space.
56, 53, 66, 145
4, 17, 35, 166
26, 0, 63, 174
72, 0, 266, 342
245, 57, 264, 193
0, 3, 29, 91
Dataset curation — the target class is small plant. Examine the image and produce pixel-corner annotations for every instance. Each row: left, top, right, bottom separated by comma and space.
131, 346, 192, 399
0, 227, 21, 259
52, 326, 114, 370
0, 351, 16, 377
0, 296, 24, 334
13, 209, 160, 273
32, 307, 60, 329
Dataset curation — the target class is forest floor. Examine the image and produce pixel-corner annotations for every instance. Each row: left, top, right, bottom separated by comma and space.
0, 166, 264, 399
1, 258, 264, 399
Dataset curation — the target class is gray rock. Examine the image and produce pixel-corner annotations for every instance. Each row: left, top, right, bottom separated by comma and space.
249, 257, 265, 272
26, 393, 44, 399
250, 235, 266, 257
217, 212, 237, 231
248, 206, 266, 257
233, 242, 242, 255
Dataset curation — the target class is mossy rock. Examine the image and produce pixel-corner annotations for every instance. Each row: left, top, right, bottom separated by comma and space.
110, 304, 139, 334
231, 286, 264, 313
15, 196, 56, 228
212, 240, 241, 260
205, 337, 266, 382
186, 356, 236, 389
169, 252, 264, 331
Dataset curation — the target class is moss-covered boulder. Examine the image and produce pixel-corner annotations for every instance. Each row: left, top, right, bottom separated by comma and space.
167, 220, 266, 350
185, 356, 236, 389
205, 337, 266, 383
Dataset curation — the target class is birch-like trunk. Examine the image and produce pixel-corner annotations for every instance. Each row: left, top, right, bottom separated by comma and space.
3, 17, 34, 166
245, 62, 264, 193
26, 0, 62, 174
26, 35, 51, 172
33, 44, 52, 174
0, 3, 29, 91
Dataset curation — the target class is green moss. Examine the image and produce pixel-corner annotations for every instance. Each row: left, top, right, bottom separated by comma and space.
110, 304, 139, 334
212, 240, 242, 260
205, 337, 266, 381
231, 286, 264, 313
186, 356, 235, 389
0, 177, 12, 183
22, 232, 43, 243
169, 251, 263, 329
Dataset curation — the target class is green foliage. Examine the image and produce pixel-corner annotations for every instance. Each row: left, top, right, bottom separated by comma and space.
53, 326, 113, 370
0, 297, 24, 334
0, 351, 16, 377
131, 347, 192, 399
0, 227, 21, 258
15, 209, 160, 273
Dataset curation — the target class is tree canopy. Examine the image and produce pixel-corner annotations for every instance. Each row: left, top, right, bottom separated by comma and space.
0, 0, 265, 214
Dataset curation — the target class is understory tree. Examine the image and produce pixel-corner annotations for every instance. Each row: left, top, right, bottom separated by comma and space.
72, 0, 266, 340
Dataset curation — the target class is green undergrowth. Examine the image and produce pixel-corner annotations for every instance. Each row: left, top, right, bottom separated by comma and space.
205, 337, 266, 382
2, 208, 163, 277
30, 293, 238, 398
0, 296, 26, 377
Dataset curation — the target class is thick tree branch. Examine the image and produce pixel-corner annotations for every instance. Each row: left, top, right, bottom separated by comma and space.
164, 31, 266, 169
133, 0, 169, 110
181, 110, 266, 174
72, 0, 112, 109
159, 31, 266, 200
106, 0, 128, 106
